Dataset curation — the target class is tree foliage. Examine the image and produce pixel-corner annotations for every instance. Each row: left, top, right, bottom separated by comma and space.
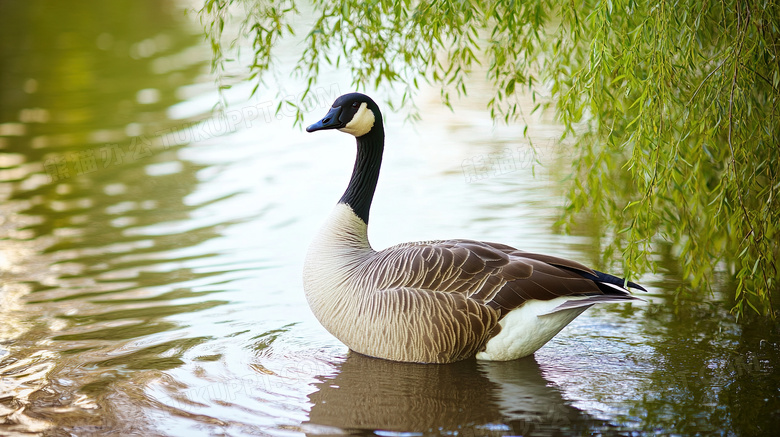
199, 0, 779, 317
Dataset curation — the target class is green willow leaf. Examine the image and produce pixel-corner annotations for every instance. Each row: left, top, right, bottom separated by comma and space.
199, 0, 780, 318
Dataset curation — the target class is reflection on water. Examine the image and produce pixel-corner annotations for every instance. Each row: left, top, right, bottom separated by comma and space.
1, 1, 779, 436
307, 354, 508, 434
306, 353, 606, 436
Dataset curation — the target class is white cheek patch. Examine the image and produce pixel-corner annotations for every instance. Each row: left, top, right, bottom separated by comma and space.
339, 102, 375, 137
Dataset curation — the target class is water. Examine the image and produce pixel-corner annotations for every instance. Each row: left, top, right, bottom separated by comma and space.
1, 1, 778, 436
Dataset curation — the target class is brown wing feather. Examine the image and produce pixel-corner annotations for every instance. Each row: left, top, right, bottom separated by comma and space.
367, 239, 633, 316
352, 239, 640, 362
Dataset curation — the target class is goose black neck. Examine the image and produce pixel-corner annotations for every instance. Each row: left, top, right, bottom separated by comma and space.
339, 129, 384, 225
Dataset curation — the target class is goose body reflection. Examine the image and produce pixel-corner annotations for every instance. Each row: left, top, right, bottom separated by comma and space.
303, 93, 645, 364
305, 352, 599, 436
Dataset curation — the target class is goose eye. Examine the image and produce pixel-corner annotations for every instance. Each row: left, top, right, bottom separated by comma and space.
352, 102, 359, 108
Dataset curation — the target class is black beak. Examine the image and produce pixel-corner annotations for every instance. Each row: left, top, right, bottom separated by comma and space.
306, 106, 343, 132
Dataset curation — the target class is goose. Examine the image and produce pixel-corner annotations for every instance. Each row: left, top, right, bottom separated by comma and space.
303, 92, 645, 364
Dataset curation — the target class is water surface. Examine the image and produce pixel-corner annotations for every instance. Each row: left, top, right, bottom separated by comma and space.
1, 1, 778, 436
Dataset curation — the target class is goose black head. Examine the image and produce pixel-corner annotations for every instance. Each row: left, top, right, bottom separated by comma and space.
306, 93, 382, 138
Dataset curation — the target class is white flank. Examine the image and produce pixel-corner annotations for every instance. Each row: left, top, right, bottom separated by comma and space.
339, 102, 375, 137
476, 296, 592, 361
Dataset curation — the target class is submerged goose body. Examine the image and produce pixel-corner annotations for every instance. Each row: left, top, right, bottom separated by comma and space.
303, 93, 644, 364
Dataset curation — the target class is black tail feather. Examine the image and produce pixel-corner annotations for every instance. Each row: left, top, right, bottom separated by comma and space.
590, 269, 647, 293
556, 266, 647, 293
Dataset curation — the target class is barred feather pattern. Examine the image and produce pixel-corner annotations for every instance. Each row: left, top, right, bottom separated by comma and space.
303, 204, 639, 364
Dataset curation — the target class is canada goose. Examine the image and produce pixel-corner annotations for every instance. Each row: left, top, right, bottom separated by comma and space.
303, 92, 645, 364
